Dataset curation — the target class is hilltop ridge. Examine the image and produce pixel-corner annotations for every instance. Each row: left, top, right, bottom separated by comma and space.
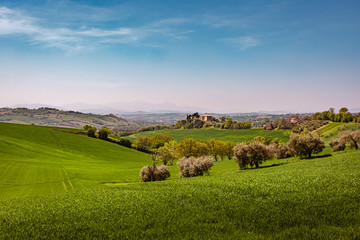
0, 107, 136, 129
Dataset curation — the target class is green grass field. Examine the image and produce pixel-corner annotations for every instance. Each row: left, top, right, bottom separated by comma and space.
1, 149, 360, 239
1, 122, 360, 239
125, 128, 291, 143
0, 122, 151, 199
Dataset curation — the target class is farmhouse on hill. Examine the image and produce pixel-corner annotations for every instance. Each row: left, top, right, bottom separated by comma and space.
200, 115, 214, 122
289, 117, 299, 124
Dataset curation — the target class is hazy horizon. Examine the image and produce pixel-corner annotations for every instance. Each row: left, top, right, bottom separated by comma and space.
2, 101, 360, 115
1, 1, 359, 112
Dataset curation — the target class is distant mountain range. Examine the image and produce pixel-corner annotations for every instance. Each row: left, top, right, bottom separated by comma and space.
10, 101, 212, 114
7, 102, 360, 115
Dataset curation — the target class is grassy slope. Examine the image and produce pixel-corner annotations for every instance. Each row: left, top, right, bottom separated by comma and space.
315, 122, 360, 143
0, 122, 150, 199
1, 122, 360, 238
126, 128, 291, 143
0, 149, 359, 239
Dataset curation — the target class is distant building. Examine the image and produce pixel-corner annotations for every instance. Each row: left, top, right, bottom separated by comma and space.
200, 115, 214, 122
289, 117, 298, 124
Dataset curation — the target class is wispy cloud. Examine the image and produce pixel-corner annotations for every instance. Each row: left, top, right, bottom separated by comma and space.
0, 6, 192, 53
201, 14, 252, 29
220, 36, 260, 50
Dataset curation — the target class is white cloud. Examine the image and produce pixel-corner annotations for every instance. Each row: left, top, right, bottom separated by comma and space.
220, 36, 260, 50
0, 6, 192, 53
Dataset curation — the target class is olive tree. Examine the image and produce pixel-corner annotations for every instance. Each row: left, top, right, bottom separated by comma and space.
329, 138, 346, 152
339, 131, 360, 149
177, 156, 214, 177
140, 165, 170, 182
233, 142, 272, 169
287, 133, 325, 158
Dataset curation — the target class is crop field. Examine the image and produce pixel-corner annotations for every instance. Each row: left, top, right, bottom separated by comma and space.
0, 122, 151, 199
125, 128, 291, 143
1, 122, 360, 239
1, 147, 360, 239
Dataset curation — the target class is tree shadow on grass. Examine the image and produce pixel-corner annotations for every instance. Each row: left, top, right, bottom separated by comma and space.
246, 162, 287, 170
309, 154, 332, 159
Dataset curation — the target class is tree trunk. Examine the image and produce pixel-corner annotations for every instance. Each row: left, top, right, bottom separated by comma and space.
353, 140, 358, 149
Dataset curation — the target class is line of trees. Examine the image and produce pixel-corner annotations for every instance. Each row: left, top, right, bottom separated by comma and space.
174, 112, 251, 130
136, 131, 329, 169
152, 138, 236, 166
83, 125, 132, 148
133, 133, 173, 153
313, 107, 360, 123
140, 131, 329, 182
83, 125, 111, 140
264, 107, 360, 132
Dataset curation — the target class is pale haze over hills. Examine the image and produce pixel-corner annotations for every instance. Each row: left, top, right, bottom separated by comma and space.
7, 101, 360, 115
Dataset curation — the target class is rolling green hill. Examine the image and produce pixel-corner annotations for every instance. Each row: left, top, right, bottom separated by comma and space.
0, 107, 136, 129
1, 122, 360, 238
315, 122, 360, 143
0, 122, 150, 199
1, 147, 360, 239
126, 128, 291, 143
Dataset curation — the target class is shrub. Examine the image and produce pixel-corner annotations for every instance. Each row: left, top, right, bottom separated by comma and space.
118, 138, 132, 148
339, 131, 360, 149
287, 133, 325, 158
83, 125, 92, 131
85, 126, 97, 138
140, 165, 170, 182
177, 156, 214, 177
253, 136, 273, 145
233, 142, 272, 169
98, 127, 111, 140
269, 143, 292, 159
329, 138, 346, 152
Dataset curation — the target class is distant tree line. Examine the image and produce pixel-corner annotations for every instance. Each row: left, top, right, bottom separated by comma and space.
313, 107, 360, 123
83, 125, 132, 148
264, 107, 360, 132
139, 131, 330, 182
174, 112, 251, 130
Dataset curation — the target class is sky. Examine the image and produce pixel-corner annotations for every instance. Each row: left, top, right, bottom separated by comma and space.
0, 0, 359, 113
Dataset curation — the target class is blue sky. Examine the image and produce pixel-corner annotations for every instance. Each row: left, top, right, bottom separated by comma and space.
0, 0, 359, 112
